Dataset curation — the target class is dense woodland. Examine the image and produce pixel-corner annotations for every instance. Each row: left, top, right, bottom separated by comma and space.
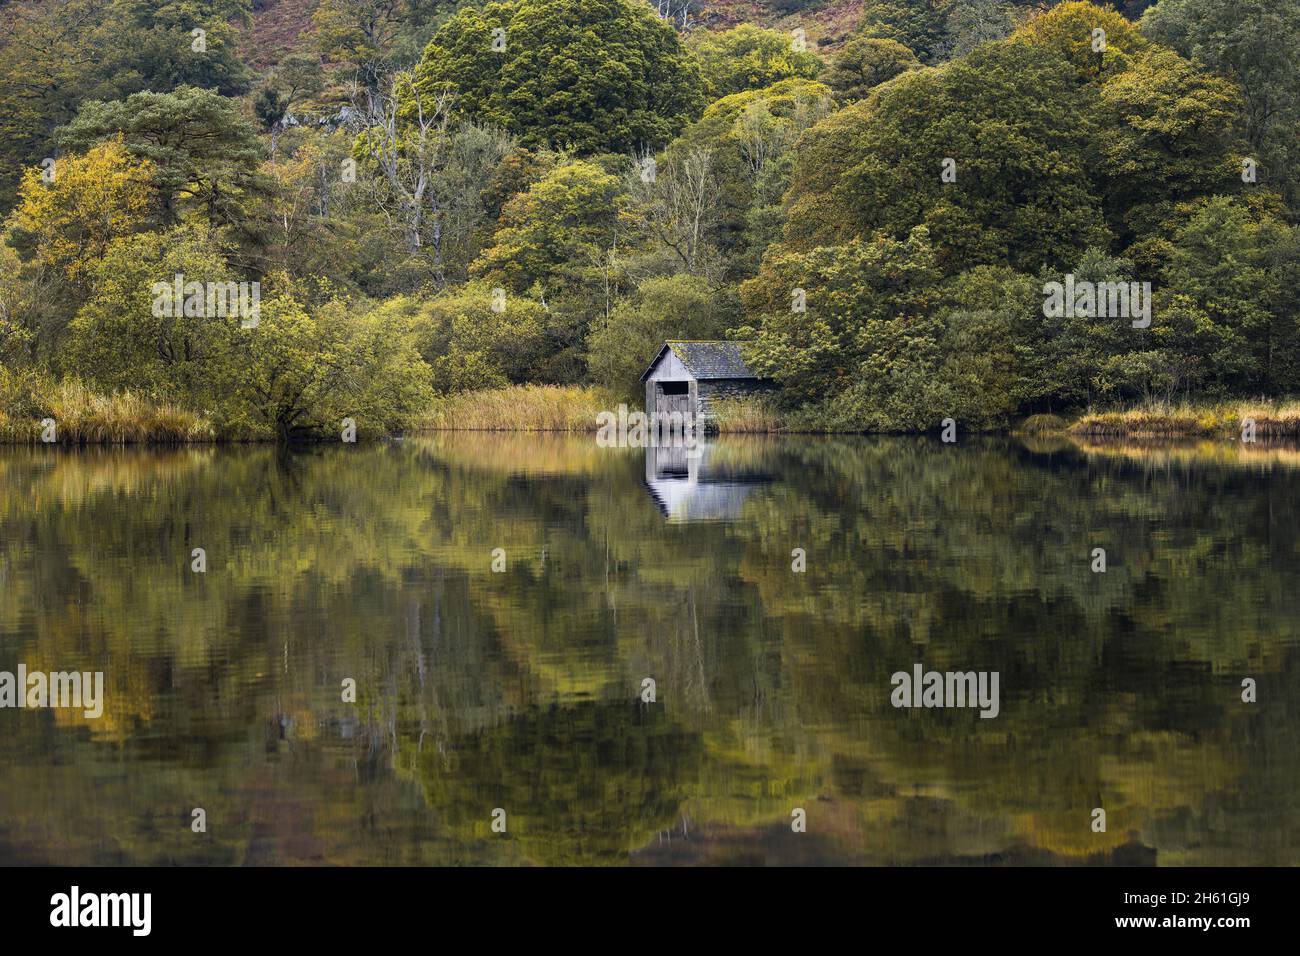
2, 0, 1300, 437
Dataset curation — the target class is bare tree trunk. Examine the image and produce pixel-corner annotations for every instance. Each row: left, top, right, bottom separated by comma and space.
353, 73, 454, 257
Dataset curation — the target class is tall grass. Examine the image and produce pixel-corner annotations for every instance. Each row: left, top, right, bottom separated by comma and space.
1070, 400, 1300, 438
0, 376, 216, 444
417, 384, 617, 432
711, 396, 786, 433
10, 374, 1300, 444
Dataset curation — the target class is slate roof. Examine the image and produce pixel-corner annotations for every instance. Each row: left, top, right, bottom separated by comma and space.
639, 341, 760, 382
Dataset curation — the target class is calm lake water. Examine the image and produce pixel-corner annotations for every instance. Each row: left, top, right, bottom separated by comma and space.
1, 433, 1297, 866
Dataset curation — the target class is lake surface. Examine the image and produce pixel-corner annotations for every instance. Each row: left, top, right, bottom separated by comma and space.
1, 433, 1298, 866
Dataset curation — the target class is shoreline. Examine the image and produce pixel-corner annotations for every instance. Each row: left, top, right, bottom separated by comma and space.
5, 384, 1300, 444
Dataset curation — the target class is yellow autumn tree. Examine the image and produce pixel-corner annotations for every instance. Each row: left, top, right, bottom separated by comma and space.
1011, 1, 1149, 83
8, 139, 159, 284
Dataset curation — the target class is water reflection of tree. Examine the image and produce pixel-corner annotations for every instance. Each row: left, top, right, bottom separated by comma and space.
407, 700, 704, 866
2, 435, 1299, 863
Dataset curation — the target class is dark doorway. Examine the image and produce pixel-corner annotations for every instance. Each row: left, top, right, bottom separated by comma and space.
656, 380, 692, 419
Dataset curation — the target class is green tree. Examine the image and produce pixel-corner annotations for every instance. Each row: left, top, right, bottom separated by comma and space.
737, 227, 946, 412
253, 52, 326, 157
1158, 197, 1300, 394
471, 160, 625, 299
65, 226, 243, 403
411, 0, 704, 154
374, 285, 550, 393
102, 0, 253, 96
0, 244, 37, 366
1093, 48, 1246, 245
353, 72, 518, 286
821, 36, 921, 104
586, 274, 741, 397
1044, 247, 1178, 406
57, 87, 269, 230
0, 0, 252, 211
931, 264, 1048, 421
944, 0, 1021, 59
0, 0, 110, 212
312, 0, 448, 90
1010, 1, 1149, 83
784, 41, 1108, 274
689, 25, 823, 100
0, 248, 58, 367
653, 78, 835, 275
1141, 0, 1300, 210
228, 294, 434, 439
751, 250, 1047, 431
247, 127, 385, 294
472, 160, 629, 380
856, 0, 950, 62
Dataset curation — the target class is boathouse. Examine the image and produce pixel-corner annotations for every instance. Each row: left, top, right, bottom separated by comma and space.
639, 341, 773, 425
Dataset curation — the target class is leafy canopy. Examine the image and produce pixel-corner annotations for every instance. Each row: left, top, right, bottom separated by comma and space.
689, 25, 823, 100
411, 0, 704, 154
